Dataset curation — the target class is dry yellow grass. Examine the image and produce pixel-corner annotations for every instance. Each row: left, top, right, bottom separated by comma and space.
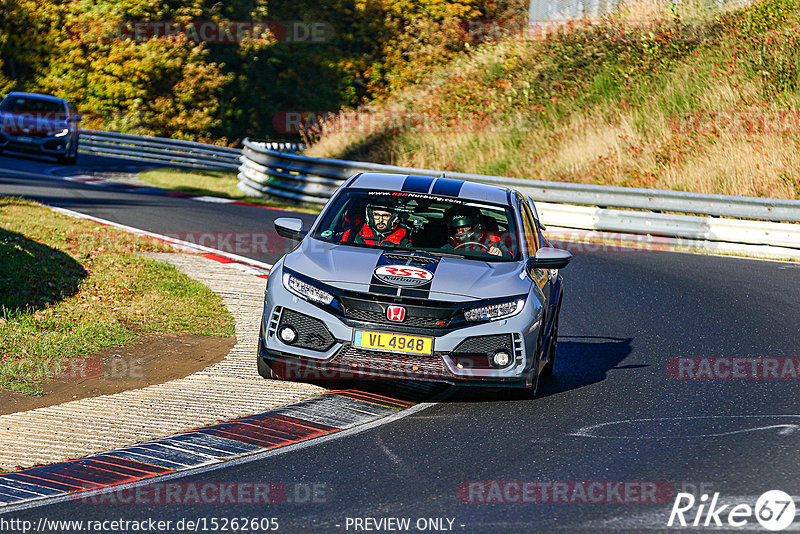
304, 0, 800, 200
662, 134, 800, 197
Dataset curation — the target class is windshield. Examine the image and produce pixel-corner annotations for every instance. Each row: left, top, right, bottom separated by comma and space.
312, 189, 520, 261
0, 96, 67, 115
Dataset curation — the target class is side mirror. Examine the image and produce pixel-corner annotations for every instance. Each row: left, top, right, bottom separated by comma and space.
274, 218, 307, 241
527, 247, 572, 270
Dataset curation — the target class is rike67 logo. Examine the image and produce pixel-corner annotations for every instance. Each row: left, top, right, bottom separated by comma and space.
668, 490, 796, 531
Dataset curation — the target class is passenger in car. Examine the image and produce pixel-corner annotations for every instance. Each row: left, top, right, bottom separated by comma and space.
442, 206, 511, 257
341, 198, 410, 246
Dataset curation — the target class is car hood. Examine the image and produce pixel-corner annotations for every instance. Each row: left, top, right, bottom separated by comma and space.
283, 238, 531, 302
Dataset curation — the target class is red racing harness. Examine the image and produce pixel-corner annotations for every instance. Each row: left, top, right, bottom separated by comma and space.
343, 223, 408, 246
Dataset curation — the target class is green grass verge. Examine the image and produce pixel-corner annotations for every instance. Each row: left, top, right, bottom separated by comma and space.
0, 197, 235, 395
137, 168, 320, 214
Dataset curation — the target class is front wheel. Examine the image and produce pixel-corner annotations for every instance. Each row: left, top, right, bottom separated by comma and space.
509, 356, 541, 401
509, 326, 545, 400
58, 139, 79, 164
256, 334, 281, 380
58, 151, 77, 165
541, 295, 562, 377
257, 356, 280, 380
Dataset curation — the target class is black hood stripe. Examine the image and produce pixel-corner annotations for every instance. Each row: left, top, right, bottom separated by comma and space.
431, 177, 464, 197
402, 175, 435, 193
368, 252, 401, 296
368, 251, 440, 299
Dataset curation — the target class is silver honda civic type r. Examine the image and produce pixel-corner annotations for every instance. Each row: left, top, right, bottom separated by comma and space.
257, 172, 571, 394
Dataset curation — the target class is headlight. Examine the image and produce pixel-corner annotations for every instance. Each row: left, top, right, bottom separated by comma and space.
465, 299, 524, 322
51, 129, 69, 137
282, 273, 333, 305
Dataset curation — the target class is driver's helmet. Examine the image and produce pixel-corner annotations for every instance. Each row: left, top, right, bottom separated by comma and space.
446, 206, 482, 248
365, 197, 399, 237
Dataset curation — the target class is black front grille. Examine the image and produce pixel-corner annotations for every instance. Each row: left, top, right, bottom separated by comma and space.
452, 334, 514, 358
340, 296, 458, 329
8, 130, 49, 138
43, 139, 65, 150
332, 345, 448, 379
278, 309, 335, 351
344, 308, 448, 328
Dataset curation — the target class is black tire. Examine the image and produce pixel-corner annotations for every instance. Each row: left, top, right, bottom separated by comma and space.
509, 356, 541, 400
256, 334, 281, 380
58, 150, 77, 165
257, 355, 280, 380
541, 300, 561, 377
58, 139, 78, 164
509, 325, 545, 400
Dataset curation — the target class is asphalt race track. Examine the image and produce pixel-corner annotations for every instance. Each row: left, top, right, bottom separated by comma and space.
0, 153, 316, 266
2, 153, 800, 532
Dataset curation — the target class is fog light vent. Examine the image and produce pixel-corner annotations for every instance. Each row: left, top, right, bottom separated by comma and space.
279, 326, 297, 344
490, 350, 512, 368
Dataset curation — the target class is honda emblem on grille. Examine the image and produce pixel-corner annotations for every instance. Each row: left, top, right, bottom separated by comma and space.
387, 305, 406, 322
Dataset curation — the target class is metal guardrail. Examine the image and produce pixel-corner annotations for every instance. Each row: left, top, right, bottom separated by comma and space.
237, 138, 800, 223
237, 138, 800, 260
67, 130, 800, 260
527, 0, 751, 27
79, 130, 303, 171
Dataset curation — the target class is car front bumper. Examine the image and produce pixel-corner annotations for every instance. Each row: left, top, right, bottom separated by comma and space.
0, 132, 72, 155
259, 267, 541, 389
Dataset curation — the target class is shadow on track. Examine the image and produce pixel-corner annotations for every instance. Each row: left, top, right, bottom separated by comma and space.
540, 335, 636, 395
294, 336, 636, 404
433, 335, 635, 403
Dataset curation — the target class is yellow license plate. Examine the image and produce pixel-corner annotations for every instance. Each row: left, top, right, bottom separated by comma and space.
353, 330, 433, 355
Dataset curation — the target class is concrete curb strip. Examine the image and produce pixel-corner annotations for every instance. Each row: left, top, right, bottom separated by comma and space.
0, 253, 324, 471
0, 391, 416, 509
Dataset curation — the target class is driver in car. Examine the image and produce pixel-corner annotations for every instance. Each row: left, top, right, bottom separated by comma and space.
443, 206, 510, 257
342, 198, 410, 246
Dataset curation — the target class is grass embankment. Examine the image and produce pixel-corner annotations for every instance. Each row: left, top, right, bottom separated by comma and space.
137, 168, 320, 213
0, 197, 235, 395
306, 0, 800, 200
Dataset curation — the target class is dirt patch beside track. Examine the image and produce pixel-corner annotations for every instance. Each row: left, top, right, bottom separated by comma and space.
0, 334, 235, 415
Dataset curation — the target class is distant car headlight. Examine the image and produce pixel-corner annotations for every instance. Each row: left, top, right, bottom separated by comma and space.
51, 128, 69, 137
282, 273, 334, 305
465, 299, 525, 322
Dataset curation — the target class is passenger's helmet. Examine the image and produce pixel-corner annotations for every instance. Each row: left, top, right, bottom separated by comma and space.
446, 207, 482, 247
